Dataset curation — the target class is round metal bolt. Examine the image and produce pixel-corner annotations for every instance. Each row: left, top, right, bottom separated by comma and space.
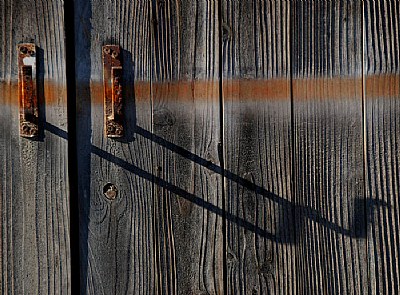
111, 51, 119, 58
22, 124, 30, 133
30, 128, 38, 136
103, 183, 118, 200
19, 46, 28, 54
103, 47, 111, 55
107, 124, 115, 133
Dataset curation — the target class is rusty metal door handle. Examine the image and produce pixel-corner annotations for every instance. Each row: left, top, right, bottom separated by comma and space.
103, 45, 123, 138
18, 43, 38, 138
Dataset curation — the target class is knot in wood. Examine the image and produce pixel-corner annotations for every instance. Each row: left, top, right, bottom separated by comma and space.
222, 23, 232, 41
153, 108, 175, 127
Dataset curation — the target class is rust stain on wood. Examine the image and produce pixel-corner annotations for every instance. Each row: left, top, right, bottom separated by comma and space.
89, 75, 400, 102
0, 81, 67, 106
223, 79, 290, 100
292, 77, 362, 101
1, 75, 399, 107
365, 74, 400, 99
151, 80, 220, 101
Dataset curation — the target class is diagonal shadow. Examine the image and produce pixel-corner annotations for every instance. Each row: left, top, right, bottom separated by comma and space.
91, 143, 278, 240
135, 125, 390, 239
45, 121, 389, 244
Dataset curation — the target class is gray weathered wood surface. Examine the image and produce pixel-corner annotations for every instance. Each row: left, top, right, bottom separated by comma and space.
75, 0, 155, 293
292, 1, 367, 294
365, 1, 400, 294
151, 0, 223, 294
222, 1, 295, 294
1, 0, 400, 294
0, 0, 70, 294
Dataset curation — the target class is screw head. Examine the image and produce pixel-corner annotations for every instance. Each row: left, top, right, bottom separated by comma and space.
103, 47, 111, 55
111, 51, 119, 58
115, 127, 122, 135
107, 123, 116, 133
103, 183, 118, 200
22, 124, 30, 133
19, 46, 28, 54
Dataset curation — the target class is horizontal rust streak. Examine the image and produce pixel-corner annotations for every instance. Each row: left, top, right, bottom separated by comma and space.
365, 74, 400, 99
292, 77, 362, 101
0, 81, 67, 106
152, 80, 219, 102
223, 79, 290, 101
1, 75, 399, 106
89, 81, 151, 103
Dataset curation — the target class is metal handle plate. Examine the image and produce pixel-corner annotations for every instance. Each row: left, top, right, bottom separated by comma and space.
103, 45, 123, 138
18, 43, 38, 138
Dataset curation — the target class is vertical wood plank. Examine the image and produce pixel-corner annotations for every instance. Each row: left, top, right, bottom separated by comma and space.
222, 1, 295, 294
151, 0, 224, 293
75, 1, 155, 293
0, 0, 70, 293
292, 1, 367, 294
364, 1, 400, 293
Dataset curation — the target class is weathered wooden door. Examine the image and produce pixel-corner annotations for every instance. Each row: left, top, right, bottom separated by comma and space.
1, 1, 400, 294
0, 0, 70, 294
74, 1, 223, 293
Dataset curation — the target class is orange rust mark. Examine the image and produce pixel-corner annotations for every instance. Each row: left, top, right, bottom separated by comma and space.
152, 80, 220, 101
223, 79, 290, 101
44, 82, 67, 104
133, 81, 151, 100
365, 74, 400, 99
89, 80, 220, 104
0, 80, 67, 106
292, 77, 363, 101
88, 80, 151, 104
1, 75, 399, 107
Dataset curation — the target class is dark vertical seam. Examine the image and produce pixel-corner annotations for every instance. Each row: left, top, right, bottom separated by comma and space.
218, 0, 227, 294
63, 0, 80, 294
149, 1, 159, 294
288, 1, 298, 293
361, 1, 370, 294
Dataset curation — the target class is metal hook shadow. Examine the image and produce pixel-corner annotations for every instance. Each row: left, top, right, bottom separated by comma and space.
44, 121, 389, 246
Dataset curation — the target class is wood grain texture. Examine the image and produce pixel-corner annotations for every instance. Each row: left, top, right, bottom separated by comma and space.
151, 0, 223, 294
222, 1, 295, 294
74, 1, 155, 294
0, 0, 70, 294
364, 1, 400, 294
292, 1, 367, 294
